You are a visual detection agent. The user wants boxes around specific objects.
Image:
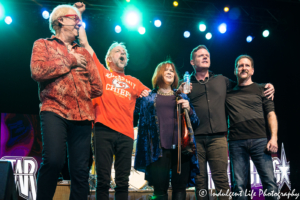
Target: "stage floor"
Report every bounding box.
[53,181,216,200]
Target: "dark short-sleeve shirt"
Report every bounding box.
[226,82,275,141]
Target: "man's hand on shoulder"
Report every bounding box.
[264,83,275,100]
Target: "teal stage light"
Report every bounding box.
[206,32,212,40]
[138,26,146,34]
[5,16,12,25]
[125,11,140,27]
[263,30,270,37]
[0,3,4,20]
[115,25,122,33]
[154,19,161,27]
[199,24,206,32]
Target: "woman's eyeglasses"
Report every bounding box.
[62,14,81,24]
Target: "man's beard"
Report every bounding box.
[238,71,250,80]
[116,61,126,68]
[113,58,126,69]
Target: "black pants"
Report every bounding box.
[94,123,133,200]
[36,111,91,200]
[147,148,191,196]
[194,134,230,200]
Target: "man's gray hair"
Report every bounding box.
[105,42,129,69]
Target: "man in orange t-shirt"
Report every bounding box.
[75,3,150,200]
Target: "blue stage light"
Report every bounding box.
[184,31,190,38]
[218,23,227,34]
[82,21,86,28]
[42,10,49,19]
[246,36,253,43]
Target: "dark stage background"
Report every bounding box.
[0,0,299,195]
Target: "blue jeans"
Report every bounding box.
[228,138,278,200]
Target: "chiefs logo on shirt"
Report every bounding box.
[112,79,130,89]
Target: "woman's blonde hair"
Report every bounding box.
[49,5,80,34]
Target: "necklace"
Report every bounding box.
[157,89,174,96]
[195,75,209,84]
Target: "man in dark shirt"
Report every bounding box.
[187,45,275,200]
[226,55,278,200]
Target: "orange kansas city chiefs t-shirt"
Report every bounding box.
[92,52,149,139]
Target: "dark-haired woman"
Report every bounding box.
[134,61,200,200]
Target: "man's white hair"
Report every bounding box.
[105,42,129,69]
[49,5,80,34]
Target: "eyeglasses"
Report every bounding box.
[62,14,81,23]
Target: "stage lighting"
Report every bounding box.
[126,0,130,2]
[199,23,206,32]
[173,1,178,7]
[82,22,86,29]
[184,31,190,38]
[125,11,140,27]
[42,10,49,19]
[263,30,270,37]
[115,25,122,33]
[154,20,161,27]
[0,3,5,20]
[246,36,253,43]
[138,27,146,35]
[205,32,212,40]
[218,23,227,34]
[224,7,229,12]
[5,16,12,25]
